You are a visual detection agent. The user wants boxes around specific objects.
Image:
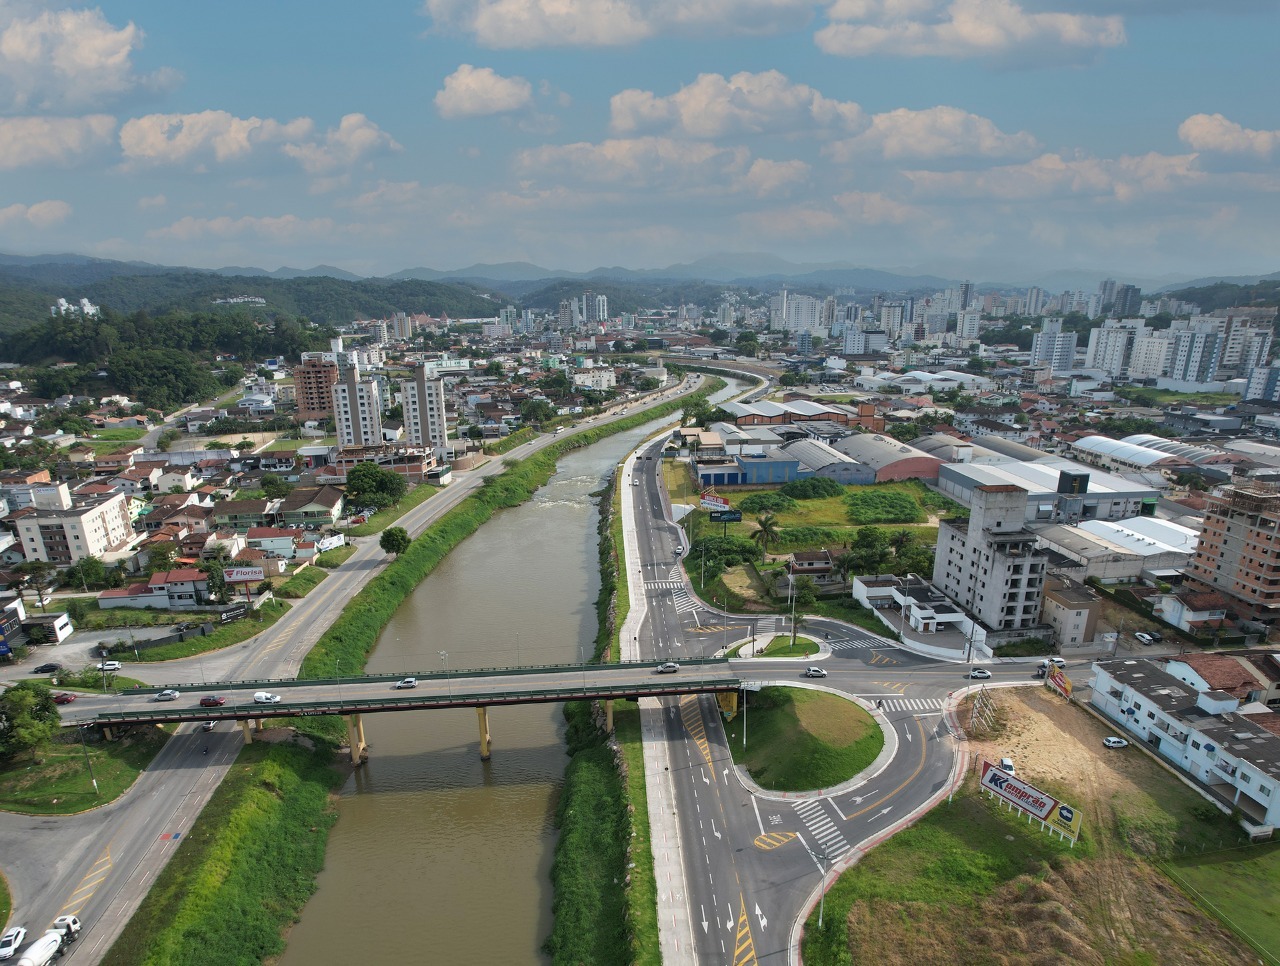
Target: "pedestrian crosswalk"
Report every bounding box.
[671,588,700,615]
[792,798,849,858]
[877,697,943,713]
[826,636,889,651]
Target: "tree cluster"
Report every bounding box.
[345,463,408,511]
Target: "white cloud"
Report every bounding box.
[903,151,1202,201]
[119,111,398,173]
[610,70,864,137]
[1178,113,1278,156]
[137,193,165,209]
[0,114,114,169]
[435,64,533,118]
[120,111,312,165]
[824,106,1038,161]
[0,5,178,110]
[281,114,401,173]
[147,213,336,242]
[832,189,917,223]
[740,158,809,196]
[423,0,811,48]
[518,136,751,190]
[816,0,1125,63]
[0,198,72,228]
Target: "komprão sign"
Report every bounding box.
[980,759,1082,845]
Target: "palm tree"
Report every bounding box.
[890,529,914,553]
[752,513,780,560]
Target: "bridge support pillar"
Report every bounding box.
[345,714,369,765]
[102,726,114,741]
[605,699,614,732]
[240,720,254,744]
[477,707,492,761]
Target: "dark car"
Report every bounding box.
[53,692,77,705]
[199,695,226,707]
[33,662,62,674]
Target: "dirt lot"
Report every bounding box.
[931,686,1260,965]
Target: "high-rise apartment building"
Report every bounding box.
[1220,317,1274,371]
[1098,278,1118,310]
[958,280,972,312]
[957,311,982,340]
[333,367,384,449]
[594,294,609,323]
[1167,319,1224,382]
[1185,481,1280,623]
[932,484,1049,632]
[1127,331,1174,380]
[1024,286,1047,317]
[1245,365,1280,402]
[1112,284,1142,319]
[1030,318,1077,372]
[294,356,340,423]
[401,365,449,458]
[1085,319,1145,378]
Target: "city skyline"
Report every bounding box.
[0,1,1277,280]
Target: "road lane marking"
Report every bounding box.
[835,717,929,821]
[679,695,715,778]
[733,894,759,966]
[59,846,113,915]
[752,831,797,851]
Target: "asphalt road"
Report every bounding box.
[622,438,1053,964]
[0,385,696,964]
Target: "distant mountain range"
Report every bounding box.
[1,250,1277,298]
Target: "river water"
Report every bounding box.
[279,380,744,965]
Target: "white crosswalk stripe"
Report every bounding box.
[881,697,943,713]
[827,637,885,651]
[645,579,685,590]
[671,589,700,614]
[793,799,849,857]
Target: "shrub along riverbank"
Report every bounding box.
[97,376,722,966]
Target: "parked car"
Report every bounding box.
[1148,631,1163,643]
[96,661,122,672]
[999,757,1016,776]
[53,692,76,705]
[655,662,680,674]
[199,695,226,707]
[155,689,180,702]
[32,662,62,674]
[803,666,827,678]
[0,925,26,960]
[1103,736,1130,749]
[394,677,417,689]
[968,667,992,679]
[1135,632,1156,646]
[253,691,282,704]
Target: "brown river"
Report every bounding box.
[279,380,744,965]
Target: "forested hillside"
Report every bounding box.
[0,272,500,331]
[1165,279,1280,314]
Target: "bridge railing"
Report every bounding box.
[91,675,743,723]
[114,657,735,695]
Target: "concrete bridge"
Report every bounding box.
[75,659,741,764]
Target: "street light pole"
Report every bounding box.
[439,650,451,697]
[817,851,829,929]
[78,725,99,796]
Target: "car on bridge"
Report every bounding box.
[394,678,417,689]
[803,667,827,678]
[155,690,180,702]
[53,692,76,705]
[253,691,282,704]
[200,695,226,707]
[655,662,680,674]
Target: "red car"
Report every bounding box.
[53,692,77,705]
[199,695,226,707]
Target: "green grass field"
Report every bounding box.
[0,725,169,815]
[111,600,290,662]
[757,635,819,657]
[313,544,357,568]
[344,483,440,536]
[725,686,882,791]
[276,567,327,599]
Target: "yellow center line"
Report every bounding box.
[841,716,930,821]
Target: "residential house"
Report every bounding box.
[1156,590,1232,635]
[278,486,344,529]
[98,567,210,611]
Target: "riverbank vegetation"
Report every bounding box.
[100,738,343,966]
[725,687,882,792]
[102,600,290,663]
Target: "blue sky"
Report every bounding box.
[0,0,1277,282]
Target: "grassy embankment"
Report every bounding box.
[313,544,357,568]
[343,481,441,537]
[0,726,169,815]
[103,599,291,663]
[276,567,327,599]
[725,687,882,792]
[100,740,343,966]
[801,691,1280,965]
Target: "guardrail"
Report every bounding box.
[117,658,734,694]
[90,676,744,724]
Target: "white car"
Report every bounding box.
[1135,632,1156,646]
[96,661,123,672]
[999,757,1016,776]
[655,662,680,674]
[1103,736,1130,749]
[968,667,992,679]
[0,926,26,960]
[804,666,827,678]
[394,678,417,689]
[154,689,180,702]
[253,691,282,704]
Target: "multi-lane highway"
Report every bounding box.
[621,436,1049,964]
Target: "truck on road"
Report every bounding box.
[16,916,79,966]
